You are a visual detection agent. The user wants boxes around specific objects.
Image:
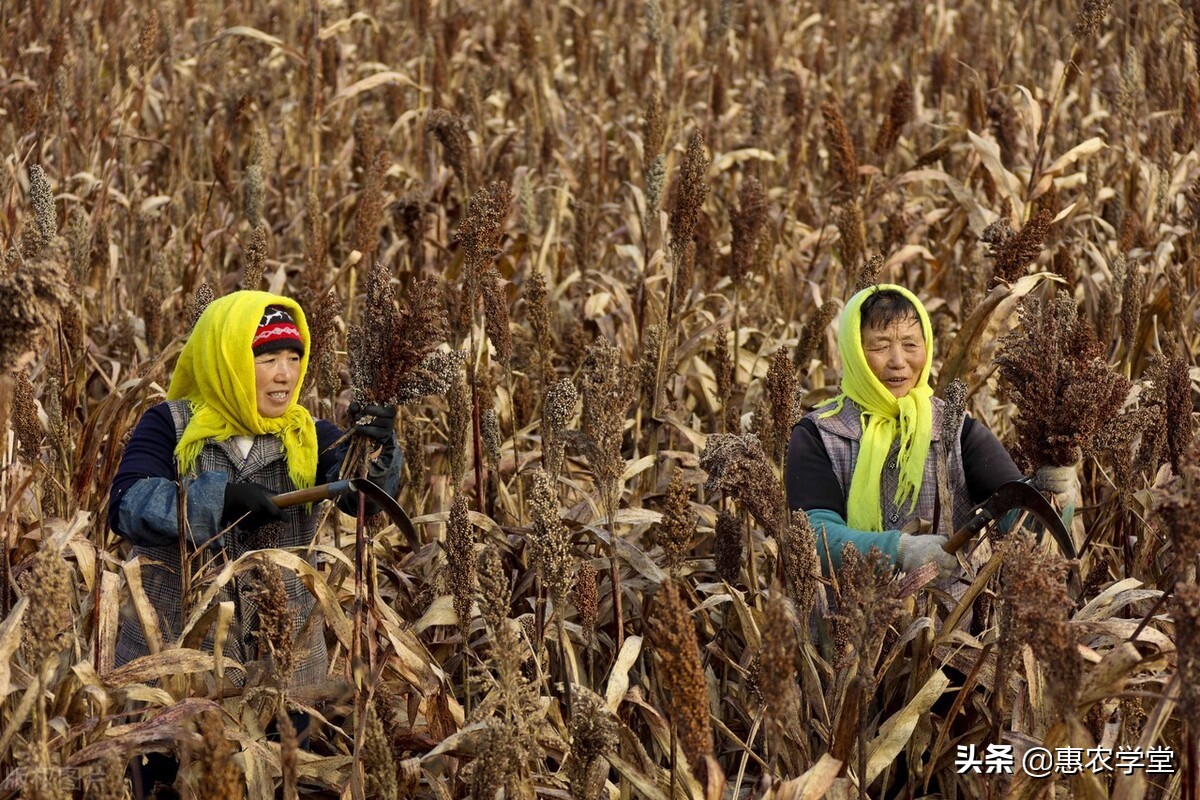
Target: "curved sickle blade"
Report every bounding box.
[348,479,420,550]
[272,479,420,550]
[943,479,1075,559]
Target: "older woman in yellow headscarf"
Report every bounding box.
[786,285,1051,576]
[108,290,401,794]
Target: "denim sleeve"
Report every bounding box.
[807,508,902,575]
[116,471,228,548]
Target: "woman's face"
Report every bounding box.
[862,316,927,398]
[254,350,302,417]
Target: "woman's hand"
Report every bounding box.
[898,533,959,577]
[347,401,398,443]
[222,482,284,530]
[1034,465,1080,511]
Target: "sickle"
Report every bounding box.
[942,478,1076,559]
[272,479,419,550]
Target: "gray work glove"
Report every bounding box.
[898,533,959,578]
[1034,465,1080,511]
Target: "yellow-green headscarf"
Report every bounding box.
[820,284,934,532]
[167,290,318,491]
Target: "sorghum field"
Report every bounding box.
[1,0,1198,797]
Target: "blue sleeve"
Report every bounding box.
[117,472,228,548]
[109,403,227,547]
[109,403,179,534]
[807,508,902,574]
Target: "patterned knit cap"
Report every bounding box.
[252,306,304,356]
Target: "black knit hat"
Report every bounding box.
[252,306,304,356]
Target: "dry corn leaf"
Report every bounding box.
[328,71,426,107]
[605,635,643,712]
[608,753,670,800]
[765,753,843,800]
[1078,641,1142,706]
[122,557,163,655]
[588,527,665,583]
[967,130,1023,217]
[318,11,377,39]
[103,648,241,686]
[1075,578,1159,620]
[67,697,218,766]
[0,598,28,700]
[864,669,950,783]
[97,571,121,674]
[899,169,998,236]
[211,26,302,61]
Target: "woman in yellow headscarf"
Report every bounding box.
[108,291,402,791]
[786,285,1027,576]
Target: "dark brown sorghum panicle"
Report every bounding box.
[714,510,744,584]
[244,563,294,689]
[669,131,709,267]
[302,191,327,284]
[833,547,902,692]
[363,703,398,800]
[193,711,244,800]
[12,370,42,464]
[27,165,55,259]
[1074,0,1115,38]
[713,325,734,406]
[996,293,1130,468]
[477,547,511,636]
[998,538,1081,716]
[874,78,913,155]
[644,87,666,161]
[700,433,786,539]
[425,108,473,189]
[524,267,552,382]
[447,493,477,642]
[541,377,577,480]
[446,369,470,486]
[1120,261,1143,349]
[985,208,1053,284]
[658,466,694,575]
[795,299,836,371]
[481,267,512,367]
[758,584,800,735]
[17,545,72,663]
[987,90,1020,166]
[0,258,70,373]
[764,347,798,463]
[854,253,884,295]
[527,468,575,607]
[782,510,820,622]
[574,561,598,646]
[651,580,714,770]
[835,201,864,273]
[351,150,389,259]
[729,177,768,287]
[577,339,633,520]
[1171,582,1200,723]
[821,99,859,194]
[242,222,267,291]
[1143,353,1194,475]
[567,687,619,799]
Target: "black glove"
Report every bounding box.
[222,482,283,530]
[347,401,398,443]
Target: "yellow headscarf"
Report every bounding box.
[167,290,318,491]
[821,284,934,532]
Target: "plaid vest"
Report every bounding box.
[114,400,328,688]
[806,396,975,534]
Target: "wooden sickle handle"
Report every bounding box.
[272,479,353,509]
